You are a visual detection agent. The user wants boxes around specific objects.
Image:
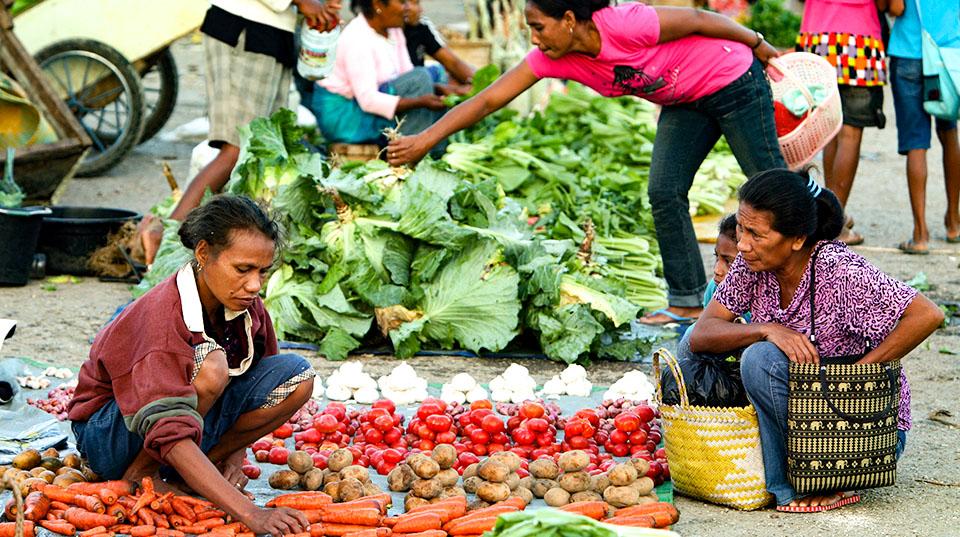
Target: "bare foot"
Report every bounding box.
[638,306,702,325]
[945,214,960,242]
[838,227,864,246]
[778,491,861,512]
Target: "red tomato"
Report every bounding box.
[492,432,510,445]
[488,443,506,453]
[384,427,402,445]
[268,446,289,465]
[470,409,494,427]
[416,424,435,440]
[519,401,545,420]
[241,464,261,479]
[436,431,457,444]
[418,439,436,451]
[512,428,535,446]
[610,429,629,445]
[481,414,505,434]
[311,452,328,469]
[564,418,586,438]
[655,448,667,460]
[314,414,338,434]
[458,452,480,466]
[574,409,600,428]
[614,413,641,433]
[647,460,662,479]
[425,414,453,433]
[372,399,396,415]
[470,400,493,410]
[254,450,270,463]
[374,414,395,432]
[272,423,294,439]
[634,404,655,424]
[526,418,549,433]
[511,447,531,460]
[629,430,648,446]
[506,416,523,431]
[609,443,629,457]
[535,432,555,447]
[469,429,490,445]
[251,439,272,452]
[567,435,589,450]
[417,402,444,420]
[471,443,488,456]
[325,403,346,422]
[364,428,383,444]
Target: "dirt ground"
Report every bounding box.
[3,3,960,535]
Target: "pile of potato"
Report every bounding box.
[387,445,464,511]
[0,448,97,496]
[530,451,657,510]
[269,449,384,503]
[462,452,532,510]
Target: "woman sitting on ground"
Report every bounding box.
[688,168,943,512]
[312,0,448,151]
[68,196,314,537]
[404,0,476,92]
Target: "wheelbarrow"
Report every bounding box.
[12,0,206,176]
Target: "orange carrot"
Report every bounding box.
[558,501,608,520]
[391,512,442,534]
[23,491,51,522]
[0,521,35,537]
[144,509,170,529]
[197,518,225,529]
[65,508,122,531]
[85,532,115,537]
[132,492,157,516]
[298,510,324,524]
[130,525,158,536]
[110,525,134,534]
[308,525,391,537]
[391,531,447,537]
[341,531,390,537]
[172,525,206,535]
[197,510,226,521]
[355,494,392,511]
[267,493,333,510]
[99,488,118,506]
[176,497,214,509]
[152,493,174,512]
[73,494,106,514]
[170,515,193,528]
[41,484,78,504]
[157,529,186,537]
[407,496,466,516]
[612,503,679,523]
[441,507,517,532]
[318,508,381,527]
[49,501,71,511]
[107,504,128,521]
[445,515,500,536]
[47,511,64,521]
[603,516,656,528]
[219,523,248,533]
[282,533,310,537]
[39,520,77,536]
[170,498,198,522]
[79,526,109,537]
[235,533,254,537]
[207,528,235,537]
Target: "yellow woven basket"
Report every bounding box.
[654,348,773,510]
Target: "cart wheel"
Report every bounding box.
[138,48,179,144]
[34,39,145,177]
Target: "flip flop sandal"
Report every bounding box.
[639,308,697,326]
[946,235,960,244]
[841,229,864,246]
[845,215,855,229]
[776,494,861,513]
[898,240,930,255]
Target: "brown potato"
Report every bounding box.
[608,463,638,486]
[268,470,301,490]
[301,468,325,491]
[440,485,467,499]
[56,467,79,477]
[636,494,659,505]
[630,477,655,497]
[558,471,591,493]
[61,454,82,470]
[409,456,440,480]
[488,451,521,473]
[467,499,490,511]
[28,467,46,478]
[558,451,590,473]
[323,481,341,501]
[571,491,603,503]
[603,485,640,508]
[476,481,511,503]
[338,477,364,502]
[323,470,341,487]
[39,457,63,472]
[37,470,56,484]
[462,463,479,479]
[41,448,60,459]
[431,444,457,470]
[339,465,370,483]
[629,458,650,478]
[80,466,98,482]
[528,459,560,480]
[411,478,442,500]
[22,477,47,494]
[504,472,520,491]
[387,464,417,492]
[362,482,382,498]
[591,474,610,493]
[12,449,41,470]
[327,449,354,473]
[462,476,483,494]
[436,468,460,488]
[531,478,557,498]
[543,487,571,507]
[510,487,533,506]
[518,476,533,490]
[477,460,509,483]
[405,494,431,511]
[287,451,314,474]
[52,473,83,488]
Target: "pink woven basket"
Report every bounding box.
[766,53,843,170]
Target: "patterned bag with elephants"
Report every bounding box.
[786,245,900,494]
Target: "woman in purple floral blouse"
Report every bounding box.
[689,168,943,512]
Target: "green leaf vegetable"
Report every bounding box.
[485,509,679,537]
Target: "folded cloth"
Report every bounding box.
[781,84,829,117]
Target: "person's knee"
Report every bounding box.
[647,178,683,209]
[194,350,229,404]
[740,341,782,388]
[406,67,435,95]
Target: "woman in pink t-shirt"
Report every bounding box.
[388,0,786,325]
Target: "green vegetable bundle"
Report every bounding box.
[484,509,679,537]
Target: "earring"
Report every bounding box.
[569,27,574,34]
[376,7,382,13]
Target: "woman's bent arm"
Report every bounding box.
[860,294,944,364]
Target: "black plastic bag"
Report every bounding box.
[660,353,749,408]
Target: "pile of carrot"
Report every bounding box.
[561,501,679,530]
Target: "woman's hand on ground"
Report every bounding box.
[243,507,309,537]
[418,94,448,111]
[218,450,248,491]
[762,323,819,364]
[387,135,431,166]
[753,41,781,66]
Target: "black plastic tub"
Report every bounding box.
[0,206,51,286]
[37,206,141,276]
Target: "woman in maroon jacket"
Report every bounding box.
[69,196,314,537]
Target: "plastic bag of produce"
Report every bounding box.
[659,352,748,408]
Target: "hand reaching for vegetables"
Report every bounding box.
[243,506,309,537]
[387,134,432,166]
[218,450,249,491]
[762,323,819,364]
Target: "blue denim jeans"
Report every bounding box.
[649,59,786,308]
[890,57,958,155]
[739,342,907,505]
